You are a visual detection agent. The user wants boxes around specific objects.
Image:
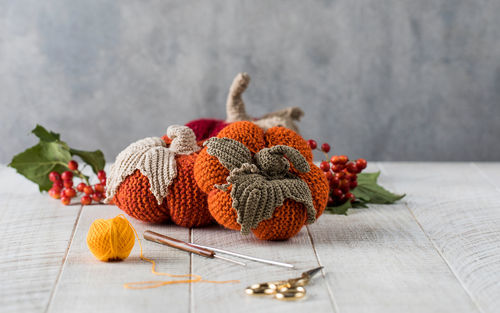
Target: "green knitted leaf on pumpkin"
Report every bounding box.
[205,137,316,234]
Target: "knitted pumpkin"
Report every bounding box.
[193,121,329,240]
[105,125,213,227]
[186,73,304,141]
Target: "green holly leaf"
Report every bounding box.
[352,171,405,204]
[10,124,106,191]
[69,148,105,174]
[325,200,352,215]
[351,201,369,209]
[357,171,380,184]
[32,124,60,142]
[9,141,72,191]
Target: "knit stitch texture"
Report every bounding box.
[194,121,329,240]
[205,138,315,234]
[107,125,212,227]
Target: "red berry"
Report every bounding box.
[320,161,330,172]
[99,178,107,185]
[356,158,367,170]
[63,180,73,188]
[327,197,335,206]
[49,188,61,199]
[340,184,350,193]
[346,192,355,202]
[97,170,107,180]
[332,188,343,197]
[49,171,61,182]
[321,143,331,153]
[83,186,94,195]
[349,181,358,189]
[53,181,64,189]
[63,188,76,198]
[334,172,345,179]
[68,160,78,171]
[330,156,340,164]
[331,164,344,172]
[346,162,359,173]
[330,176,340,188]
[338,155,349,164]
[92,192,103,202]
[51,183,62,192]
[81,195,92,205]
[94,183,105,193]
[76,183,86,192]
[307,139,317,150]
[61,171,73,181]
[324,171,334,181]
[61,196,71,205]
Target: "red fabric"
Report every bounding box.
[185,119,229,141]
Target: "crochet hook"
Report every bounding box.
[189,243,294,268]
[143,231,246,266]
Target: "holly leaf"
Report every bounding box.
[9,141,72,191]
[325,200,352,215]
[69,148,105,174]
[32,124,60,142]
[352,201,369,208]
[352,171,405,204]
[357,171,380,184]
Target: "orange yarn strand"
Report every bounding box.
[120,215,239,289]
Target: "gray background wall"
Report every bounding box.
[1,0,499,163]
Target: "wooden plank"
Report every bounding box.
[474,162,500,190]
[47,205,191,313]
[190,225,335,313]
[307,163,479,313]
[380,162,500,313]
[0,165,82,313]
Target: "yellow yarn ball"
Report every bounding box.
[87,216,135,262]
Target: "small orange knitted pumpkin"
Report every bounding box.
[105,125,213,228]
[194,121,329,240]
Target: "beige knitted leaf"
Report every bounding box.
[104,137,177,205]
[105,126,200,205]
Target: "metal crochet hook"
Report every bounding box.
[245,266,323,300]
[189,243,294,268]
[144,231,246,266]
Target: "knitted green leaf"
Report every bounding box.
[205,137,316,234]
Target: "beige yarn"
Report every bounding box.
[205,137,316,234]
[225,72,304,134]
[105,125,200,205]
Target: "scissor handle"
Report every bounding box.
[245,281,288,295]
[275,286,306,300]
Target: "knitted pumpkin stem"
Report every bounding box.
[255,145,310,177]
[167,125,200,155]
[226,73,251,122]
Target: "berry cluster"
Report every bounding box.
[307,140,367,207]
[48,160,107,206]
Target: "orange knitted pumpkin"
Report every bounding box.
[194,121,329,240]
[105,125,213,228]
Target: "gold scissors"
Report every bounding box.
[245,266,323,300]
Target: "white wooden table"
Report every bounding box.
[1,162,499,313]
